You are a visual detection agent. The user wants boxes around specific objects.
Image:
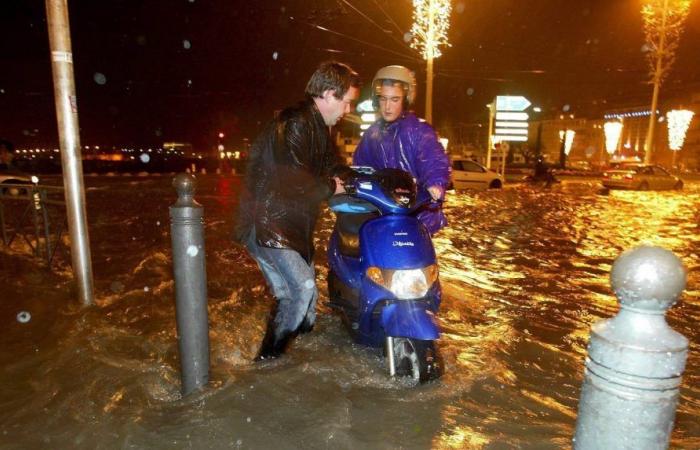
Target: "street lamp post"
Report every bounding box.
[641,0,693,164]
[410,0,451,124]
[45,0,94,306]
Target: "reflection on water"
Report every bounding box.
[0,177,698,448]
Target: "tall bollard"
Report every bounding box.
[574,245,689,449]
[170,173,210,396]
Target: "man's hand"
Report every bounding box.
[427,185,443,201]
[333,176,346,195]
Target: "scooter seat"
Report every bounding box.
[336,212,378,257]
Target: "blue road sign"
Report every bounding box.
[496,96,531,112]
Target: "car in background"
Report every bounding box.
[601,164,683,191]
[0,173,33,196]
[450,158,503,190]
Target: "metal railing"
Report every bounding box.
[0,182,67,267]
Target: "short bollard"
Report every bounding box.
[573,246,689,449]
[170,173,210,396]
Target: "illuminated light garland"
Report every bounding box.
[410,0,452,60]
[666,109,694,150]
[604,110,659,120]
[559,130,576,155]
[604,121,623,154]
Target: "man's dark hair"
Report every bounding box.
[0,139,14,153]
[305,61,360,100]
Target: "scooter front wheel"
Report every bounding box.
[389,337,441,385]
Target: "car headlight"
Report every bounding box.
[366,264,438,299]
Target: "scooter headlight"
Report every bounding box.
[365,264,438,299]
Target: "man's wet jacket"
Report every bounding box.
[236,98,344,263]
[352,112,450,234]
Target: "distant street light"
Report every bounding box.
[604,121,623,157]
[410,0,451,124]
[666,109,695,167]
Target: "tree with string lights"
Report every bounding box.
[641,0,693,164]
[409,0,451,124]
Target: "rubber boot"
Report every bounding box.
[296,291,317,335]
[297,316,314,335]
[254,305,293,361]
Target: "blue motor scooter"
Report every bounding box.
[327,167,442,384]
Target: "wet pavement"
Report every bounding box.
[0,174,698,449]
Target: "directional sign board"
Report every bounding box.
[492,95,531,142]
[495,95,531,112]
[495,112,529,121]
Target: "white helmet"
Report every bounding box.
[372,65,416,105]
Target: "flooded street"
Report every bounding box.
[1,175,699,449]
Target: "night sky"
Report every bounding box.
[2,0,700,151]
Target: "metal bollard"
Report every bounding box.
[573,245,689,449]
[170,173,210,396]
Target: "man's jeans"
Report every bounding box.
[245,231,318,338]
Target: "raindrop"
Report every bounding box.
[246,417,251,423]
[272,51,279,60]
[144,286,150,292]
[188,0,195,2]
[641,44,650,52]
[403,32,412,43]
[17,311,31,323]
[187,79,193,87]
[183,39,191,50]
[93,72,107,85]
[467,87,474,96]
[156,221,161,226]
[187,245,199,257]
[0,88,4,94]
[140,153,150,163]
[456,2,466,13]
[562,104,571,112]
[155,128,163,137]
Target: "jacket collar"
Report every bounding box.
[304,96,328,131]
[379,111,410,130]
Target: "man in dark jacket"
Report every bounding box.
[236,61,360,360]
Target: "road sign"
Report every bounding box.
[495,111,529,121]
[494,128,527,135]
[496,95,531,112]
[495,121,529,128]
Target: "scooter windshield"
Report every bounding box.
[375,168,416,208]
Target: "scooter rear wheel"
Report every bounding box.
[391,338,441,385]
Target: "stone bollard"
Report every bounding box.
[170,173,210,396]
[573,245,689,449]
